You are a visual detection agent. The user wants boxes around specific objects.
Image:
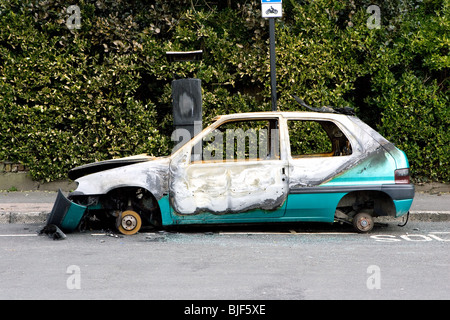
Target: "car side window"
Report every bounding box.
[288,120,352,158]
[192,119,280,163]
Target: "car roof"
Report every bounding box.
[213,111,354,121]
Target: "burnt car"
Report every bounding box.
[47,111,414,234]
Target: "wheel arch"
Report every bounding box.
[105,186,163,227]
[336,190,396,217]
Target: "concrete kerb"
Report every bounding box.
[0,211,49,224]
[377,211,450,223]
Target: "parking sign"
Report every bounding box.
[261,0,282,18]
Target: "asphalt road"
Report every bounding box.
[0,221,448,301]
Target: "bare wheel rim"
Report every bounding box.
[117,210,142,235]
[353,212,374,233]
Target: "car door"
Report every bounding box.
[285,117,358,221]
[287,118,357,187]
[169,117,289,219]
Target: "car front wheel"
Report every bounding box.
[117,210,142,235]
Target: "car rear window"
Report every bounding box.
[288,119,352,158]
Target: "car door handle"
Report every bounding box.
[281,167,287,181]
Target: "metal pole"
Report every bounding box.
[269,17,277,111]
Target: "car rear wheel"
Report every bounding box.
[352,211,374,233]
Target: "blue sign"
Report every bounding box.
[261,0,282,3]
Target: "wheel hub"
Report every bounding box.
[122,215,137,231]
[352,212,374,233]
[360,219,369,227]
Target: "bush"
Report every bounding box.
[0,0,448,182]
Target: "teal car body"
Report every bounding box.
[47,111,414,234]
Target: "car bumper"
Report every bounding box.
[381,183,415,201]
[381,184,415,218]
[46,189,87,232]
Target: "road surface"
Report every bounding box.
[0,221,448,301]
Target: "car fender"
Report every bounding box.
[72,158,170,200]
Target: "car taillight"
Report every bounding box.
[395,168,410,184]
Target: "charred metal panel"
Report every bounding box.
[74,157,170,200]
[68,154,155,180]
[168,137,289,215]
[288,156,353,188]
[323,146,397,186]
[170,161,288,215]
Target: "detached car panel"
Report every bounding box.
[47,189,87,232]
[46,111,415,234]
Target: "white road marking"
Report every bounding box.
[0,234,38,237]
[218,232,356,235]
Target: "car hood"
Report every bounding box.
[68,154,163,180]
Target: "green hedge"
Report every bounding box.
[0,0,448,182]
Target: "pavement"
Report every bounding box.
[0,183,449,224]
